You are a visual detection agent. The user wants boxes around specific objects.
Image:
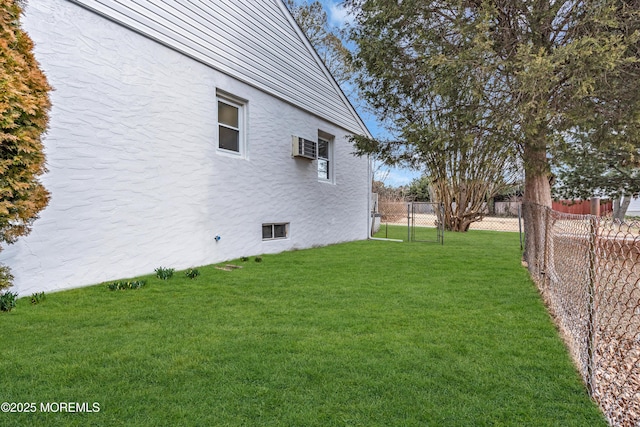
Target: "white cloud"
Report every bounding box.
[327,2,353,26]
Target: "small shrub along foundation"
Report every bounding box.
[0,291,17,312]
[184,268,200,279]
[30,292,46,305]
[154,267,174,280]
[107,280,146,291]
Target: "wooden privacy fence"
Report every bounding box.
[552,199,614,216]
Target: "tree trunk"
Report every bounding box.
[620,195,632,219]
[522,142,552,275]
[613,194,632,221]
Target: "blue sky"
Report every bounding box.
[317,0,422,187]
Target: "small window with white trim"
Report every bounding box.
[318,131,334,182]
[217,92,246,156]
[262,223,289,240]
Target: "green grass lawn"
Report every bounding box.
[1,228,606,426]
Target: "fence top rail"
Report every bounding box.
[526,202,640,234]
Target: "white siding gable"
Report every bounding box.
[67,0,370,136]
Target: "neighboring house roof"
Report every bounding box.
[66,0,371,137]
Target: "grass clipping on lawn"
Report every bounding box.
[0,229,606,426]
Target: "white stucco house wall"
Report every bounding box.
[0,0,372,296]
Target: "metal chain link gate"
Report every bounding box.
[408,202,444,244]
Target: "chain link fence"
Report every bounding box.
[410,202,444,243]
[372,199,411,239]
[372,199,444,242]
[372,196,522,235]
[523,203,640,427]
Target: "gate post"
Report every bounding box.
[586,215,598,396]
[440,203,445,245]
[407,202,411,242]
[590,197,600,217]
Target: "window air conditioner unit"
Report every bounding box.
[292,136,317,160]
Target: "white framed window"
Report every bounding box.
[318,131,334,182]
[262,223,289,240]
[217,93,246,156]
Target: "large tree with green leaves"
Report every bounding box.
[345,0,639,258]
[0,0,51,291]
[285,0,353,86]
